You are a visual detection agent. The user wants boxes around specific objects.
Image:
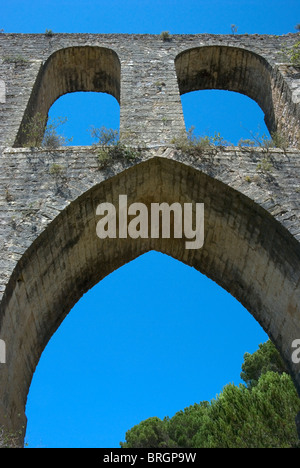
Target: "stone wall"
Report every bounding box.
[0,33,300,147]
[0,33,299,443]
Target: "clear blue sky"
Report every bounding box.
[1,0,298,449]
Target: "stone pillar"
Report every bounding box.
[120,39,185,146]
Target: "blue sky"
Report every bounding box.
[1,0,299,449]
[1,0,299,35]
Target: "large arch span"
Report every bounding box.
[0,156,299,442]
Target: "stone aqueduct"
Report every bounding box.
[0,32,300,443]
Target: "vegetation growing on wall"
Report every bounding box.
[171,126,289,154]
[90,126,142,168]
[21,113,72,148]
[281,41,300,66]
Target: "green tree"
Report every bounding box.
[167,402,210,448]
[120,341,300,448]
[193,372,300,448]
[240,340,288,388]
[120,417,173,448]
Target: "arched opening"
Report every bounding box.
[180,90,271,145]
[0,157,299,444]
[175,45,300,146]
[14,46,121,147]
[47,91,120,146]
[25,250,268,448]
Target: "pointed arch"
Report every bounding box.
[0,157,299,440]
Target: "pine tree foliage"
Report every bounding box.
[120,340,300,448]
[240,339,288,388]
